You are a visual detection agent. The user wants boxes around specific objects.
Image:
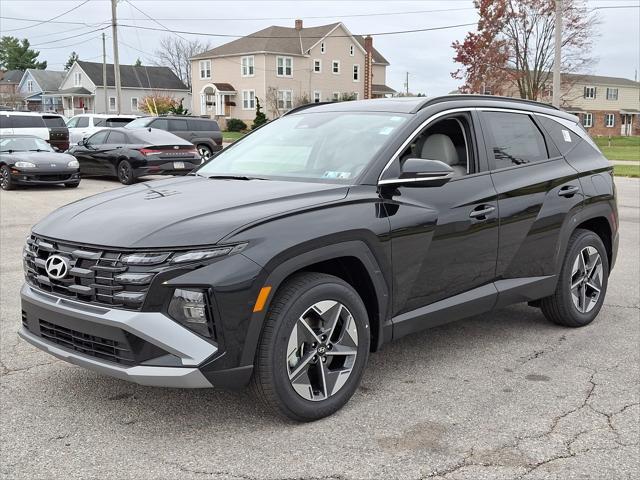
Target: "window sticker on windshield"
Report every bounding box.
[379,126,395,135]
[562,129,572,142]
[323,171,351,179]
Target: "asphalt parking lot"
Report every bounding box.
[1,176,638,480]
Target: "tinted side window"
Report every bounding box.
[42,116,66,128]
[483,112,548,168]
[537,116,581,155]
[76,117,90,128]
[87,130,109,145]
[151,118,169,130]
[0,115,12,129]
[106,131,127,144]
[169,119,188,131]
[11,115,46,128]
[188,119,218,131]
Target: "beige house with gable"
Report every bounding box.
[190,20,395,123]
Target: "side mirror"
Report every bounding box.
[379,158,454,187]
[52,146,61,152]
[78,139,85,146]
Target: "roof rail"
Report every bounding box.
[414,94,560,113]
[282,101,333,116]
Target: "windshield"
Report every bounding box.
[0,137,53,152]
[197,111,409,183]
[94,117,135,127]
[125,117,153,129]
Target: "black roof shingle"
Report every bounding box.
[76,61,188,90]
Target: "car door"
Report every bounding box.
[381,110,500,337]
[168,118,190,142]
[68,116,90,144]
[99,130,128,175]
[479,109,584,306]
[78,130,110,175]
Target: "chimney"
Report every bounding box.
[295,19,303,31]
[364,36,373,99]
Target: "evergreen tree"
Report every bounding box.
[0,36,47,70]
[65,51,79,71]
[252,97,268,130]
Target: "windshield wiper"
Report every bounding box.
[28,149,47,152]
[206,175,267,181]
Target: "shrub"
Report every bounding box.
[252,97,267,130]
[226,118,247,132]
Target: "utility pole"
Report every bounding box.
[111,0,122,114]
[552,0,562,108]
[405,72,409,96]
[102,32,108,114]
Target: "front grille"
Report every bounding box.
[23,235,160,310]
[39,319,135,365]
[33,174,72,181]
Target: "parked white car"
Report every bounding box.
[66,114,137,144]
[0,112,50,141]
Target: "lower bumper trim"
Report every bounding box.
[19,327,213,388]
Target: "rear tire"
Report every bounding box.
[117,160,135,185]
[541,229,609,327]
[1,165,15,190]
[251,272,370,422]
[197,144,213,162]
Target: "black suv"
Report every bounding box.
[125,116,223,160]
[19,96,618,421]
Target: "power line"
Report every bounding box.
[0,16,107,27]
[118,22,478,39]
[0,0,92,32]
[36,35,105,50]
[31,26,110,47]
[124,0,190,42]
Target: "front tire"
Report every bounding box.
[251,272,370,421]
[117,160,135,185]
[1,165,15,190]
[541,229,609,327]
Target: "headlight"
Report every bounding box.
[14,161,36,168]
[121,252,170,265]
[170,244,246,264]
[168,288,214,338]
[67,160,79,168]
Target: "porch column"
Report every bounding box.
[215,92,222,116]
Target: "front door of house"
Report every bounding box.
[620,114,633,136]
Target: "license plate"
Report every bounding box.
[173,161,185,169]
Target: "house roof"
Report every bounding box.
[76,61,188,90]
[57,87,93,96]
[213,83,236,92]
[372,84,397,94]
[26,69,65,92]
[561,73,639,88]
[0,70,24,84]
[192,22,389,65]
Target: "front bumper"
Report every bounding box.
[19,284,217,388]
[11,169,79,185]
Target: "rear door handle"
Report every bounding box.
[469,205,496,219]
[558,185,580,197]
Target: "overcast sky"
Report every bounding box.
[1,0,638,95]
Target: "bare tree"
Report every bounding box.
[265,86,281,118]
[153,36,211,89]
[452,0,598,100]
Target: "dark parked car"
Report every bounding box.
[19,96,617,422]
[41,113,69,152]
[125,116,223,160]
[0,135,80,190]
[67,127,201,184]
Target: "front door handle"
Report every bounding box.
[469,205,495,219]
[558,185,580,197]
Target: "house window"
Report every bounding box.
[320,42,325,54]
[242,90,255,110]
[606,88,618,100]
[74,72,82,87]
[276,56,293,77]
[241,56,254,77]
[582,112,593,128]
[277,90,293,110]
[353,64,360,82]
[313,91,321,103]
[583,86,596,99]
[313,59,321,73]
[332,60,340,74]
[605,113,615,127]
[349,45,354,56]
[199,60,211,80]
[108,96,116,111]
[131,97,139,111]
[332,92,340,101]
[26,80,34,92]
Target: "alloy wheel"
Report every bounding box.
[118,162,131,183]
[0,168,8,189]
[570,246,603,313]
[198,146,212,161]
[286,300,359,401]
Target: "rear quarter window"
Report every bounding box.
[95,118,134,127]
[10,115,46,128]
[537,116,583,155]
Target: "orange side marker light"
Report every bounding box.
[253,286,272,313]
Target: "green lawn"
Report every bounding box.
[594,136,640,162]
[222,131,246,142]
[613,163,640,178]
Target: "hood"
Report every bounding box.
[33,176,349,248]
[3,151,76,165]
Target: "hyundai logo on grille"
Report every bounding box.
[45,254,69,280]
